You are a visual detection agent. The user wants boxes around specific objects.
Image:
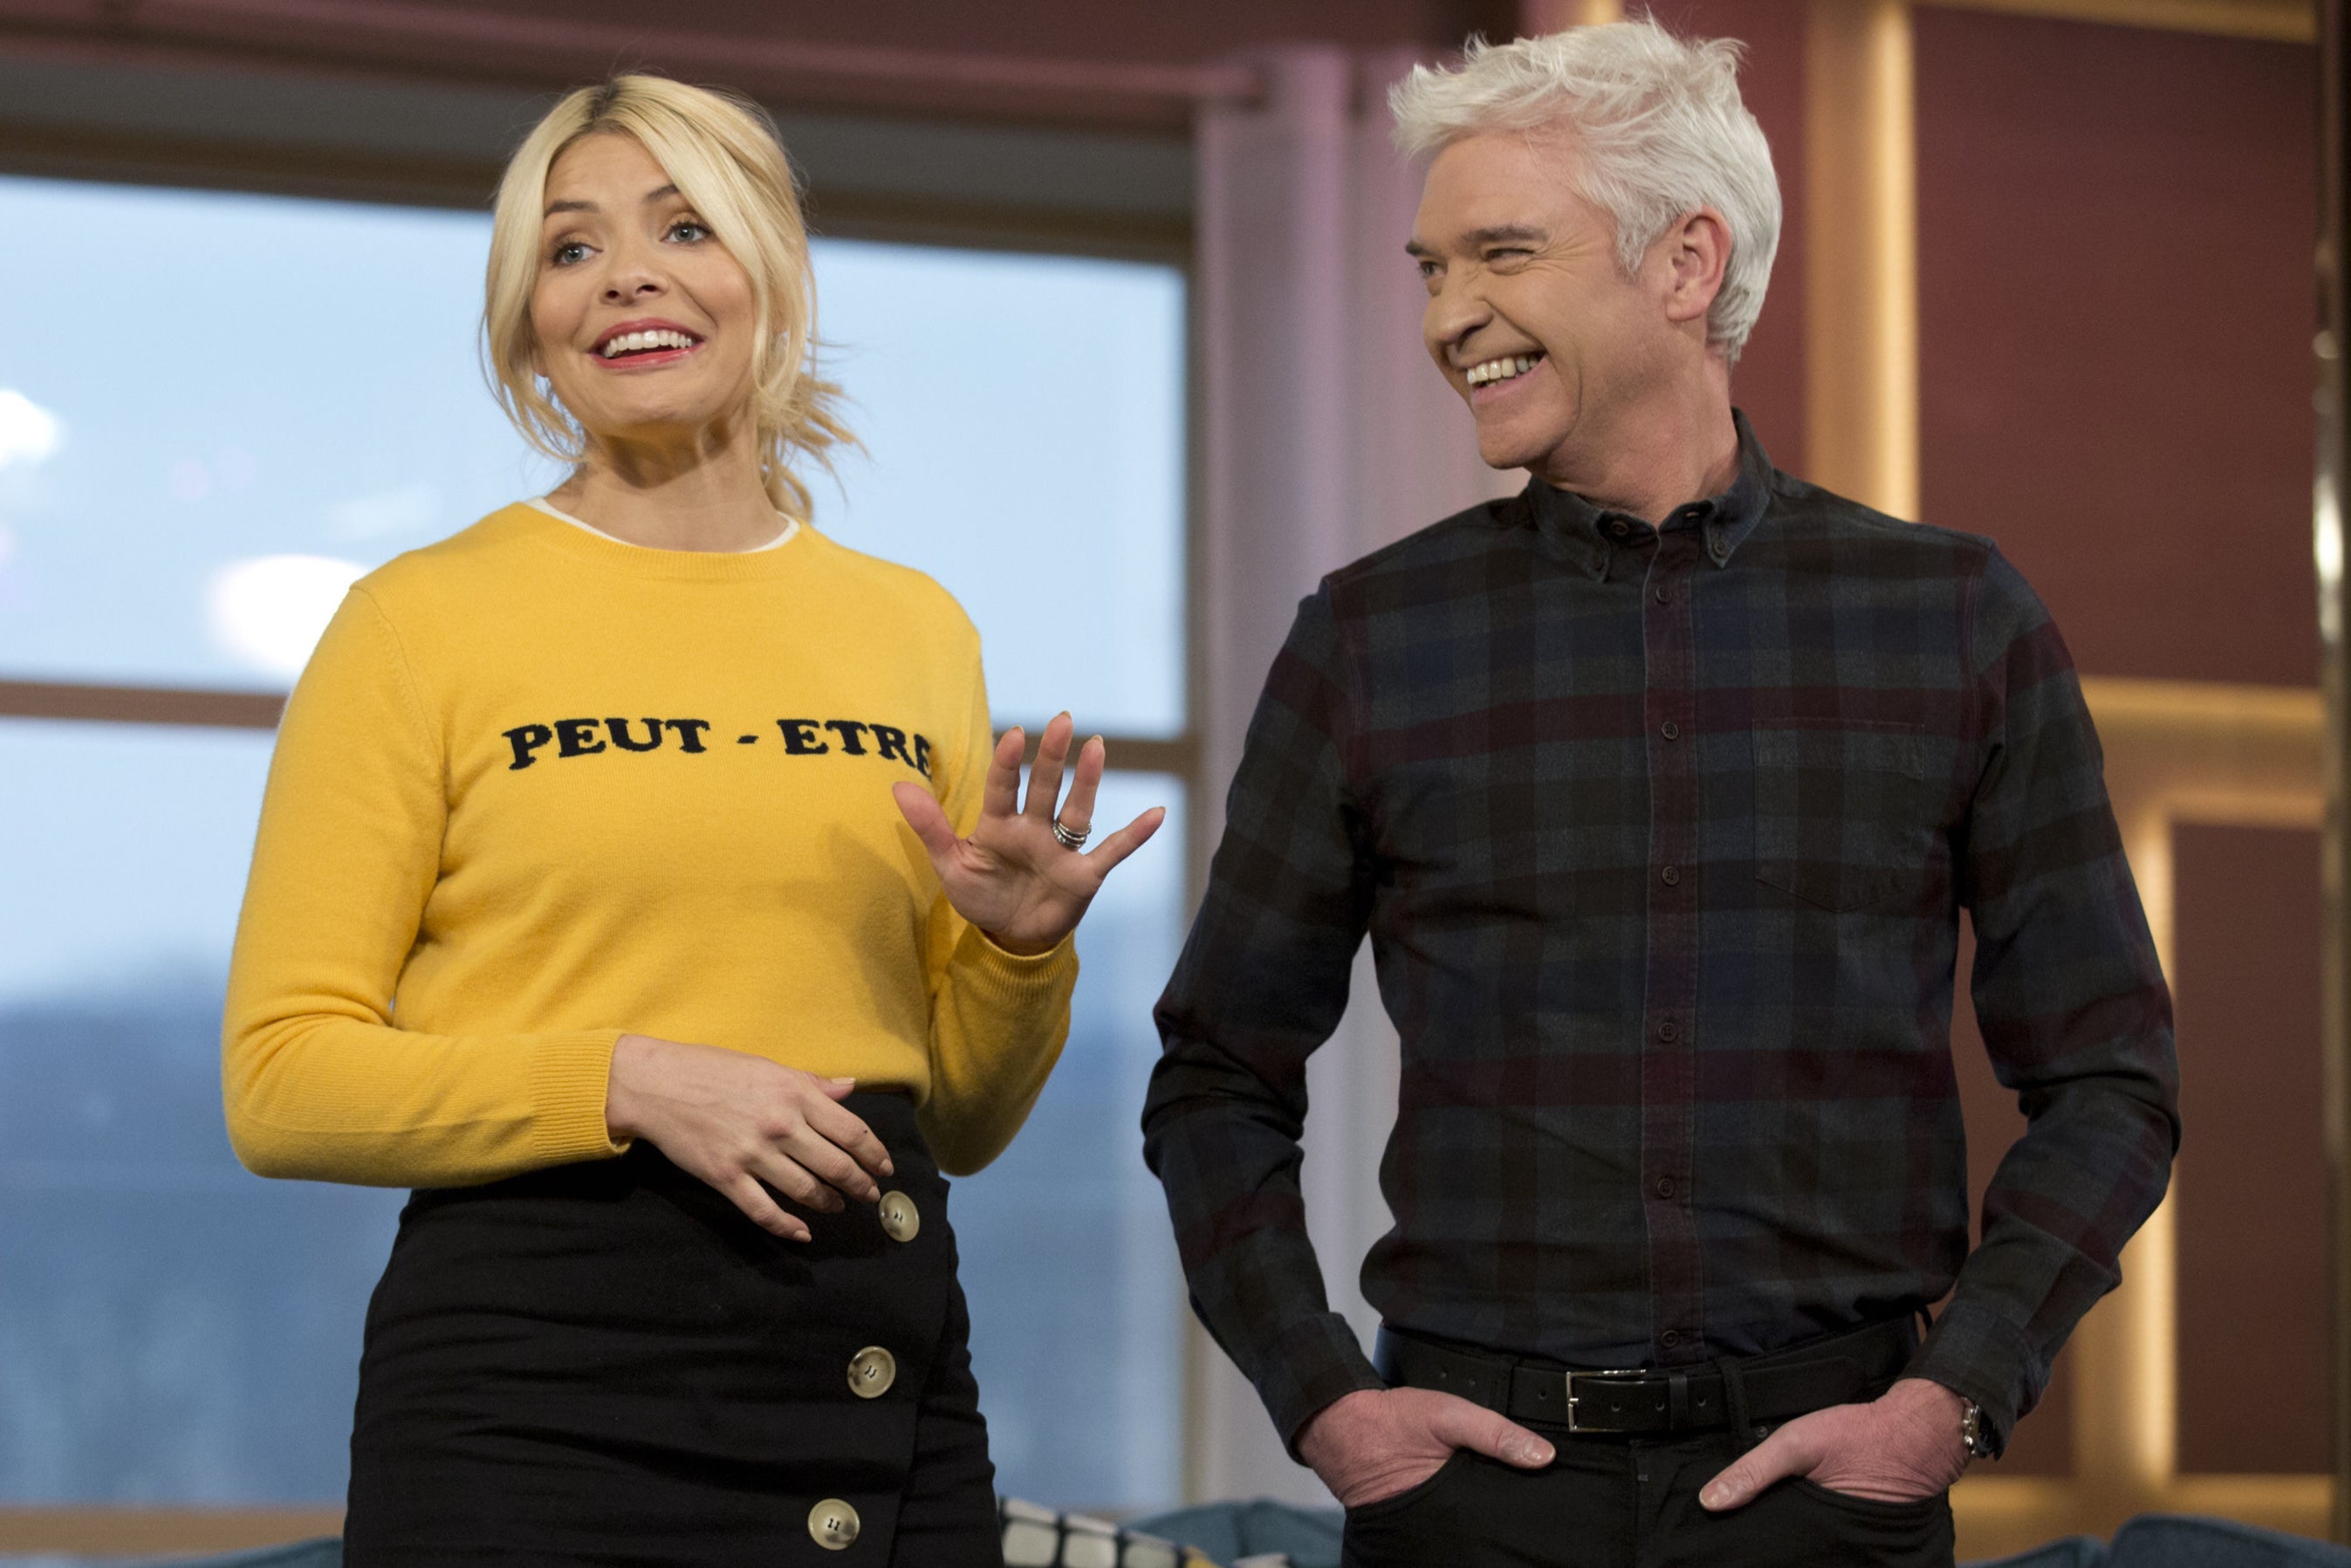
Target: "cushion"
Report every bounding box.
[167,1543,342,1568]
[2110,1514,2351,1567]
[1000,1496,1205,1566]
[1965,1537,2108,1567]
[1128,1499,1344,1568]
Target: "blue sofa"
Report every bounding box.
[1118,1502,2351,1568]
[167,1546,340,1568]
[151,1507,2351,1567]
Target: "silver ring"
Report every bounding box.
[1051,818,1090,850]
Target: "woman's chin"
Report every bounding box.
[578,405,742,450]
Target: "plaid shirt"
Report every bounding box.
[1141,417,2178,1455]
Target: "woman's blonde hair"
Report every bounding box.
[483,74,852,520]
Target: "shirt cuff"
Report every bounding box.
[529,1028,632,1165]
[1907,1298,2038,1456]
[1260,1311,1387,1459]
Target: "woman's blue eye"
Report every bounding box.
[552,241,589,266]
[668,220,710,243]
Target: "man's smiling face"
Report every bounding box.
[1409,129,1677,483]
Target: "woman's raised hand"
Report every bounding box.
[890,713,1165,955]
[604,1032,896,1243]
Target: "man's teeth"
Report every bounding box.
[1465,354,1540,387]
[600,329,698,359]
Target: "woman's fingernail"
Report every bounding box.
[832,1076,856,1085]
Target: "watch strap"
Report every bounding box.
[1960,1397,1993,1460]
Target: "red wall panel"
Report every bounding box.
[2173,823,2329,1474]
[1915,10,2316,687]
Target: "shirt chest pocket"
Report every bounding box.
[1752,720,1931,913]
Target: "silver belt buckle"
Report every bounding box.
[1563,1367,1645,1433]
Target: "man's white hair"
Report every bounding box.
[1390,20,1782,362]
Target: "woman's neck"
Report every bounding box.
[548,430,786,552]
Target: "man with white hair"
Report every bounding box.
[1141,20,2177,1566]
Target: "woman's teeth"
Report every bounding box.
[1466,353,1541,387]
[600,329,698,359]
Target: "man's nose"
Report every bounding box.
[1425,277,1491,359]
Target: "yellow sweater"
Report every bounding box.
[223,502,1076,1186]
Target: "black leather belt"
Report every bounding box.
[1372,1318,1916,1435]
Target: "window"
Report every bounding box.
[814,239,1186,738]
[0,183,1187,737]
[0,721,395,1505]
[0,173,1189,1527]
[0,180,531,688]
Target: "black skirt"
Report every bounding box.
[343,1092,999,1567]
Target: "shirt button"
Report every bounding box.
[1657,1019,1677,1041]
[847,1345,897,1400]
[1609,519,1630,538]
[1661,721,1679,741]
[1654,584,1671,603]
[1661,1330,1683,1349]
[1661,865,1680,886]
[1710,538,1730,561]
[809,1498,860,1550]
[878,1191,921,1243]
[1655,1177,1676,1199]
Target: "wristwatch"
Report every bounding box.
[1959,1399,1994,1462]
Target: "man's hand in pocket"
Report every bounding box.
[1299,1387,1556,1509]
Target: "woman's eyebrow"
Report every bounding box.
[542,185,681,219]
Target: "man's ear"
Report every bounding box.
[1661,207,1732,330]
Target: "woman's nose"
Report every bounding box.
[602,270,664,302]
[599,249,667,301]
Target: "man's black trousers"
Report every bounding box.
[1339,1429,1956,1568]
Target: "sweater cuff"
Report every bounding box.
[956,924,1079,1004]
[1262,1311,1387,1460]
[1908,1298,2038,1456]
[529,1029,631,1165]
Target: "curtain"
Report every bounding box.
[1184,44,1515,1506]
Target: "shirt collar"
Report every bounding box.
[1524,409,1776,579]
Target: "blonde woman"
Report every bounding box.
[223,76,1161,1565]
